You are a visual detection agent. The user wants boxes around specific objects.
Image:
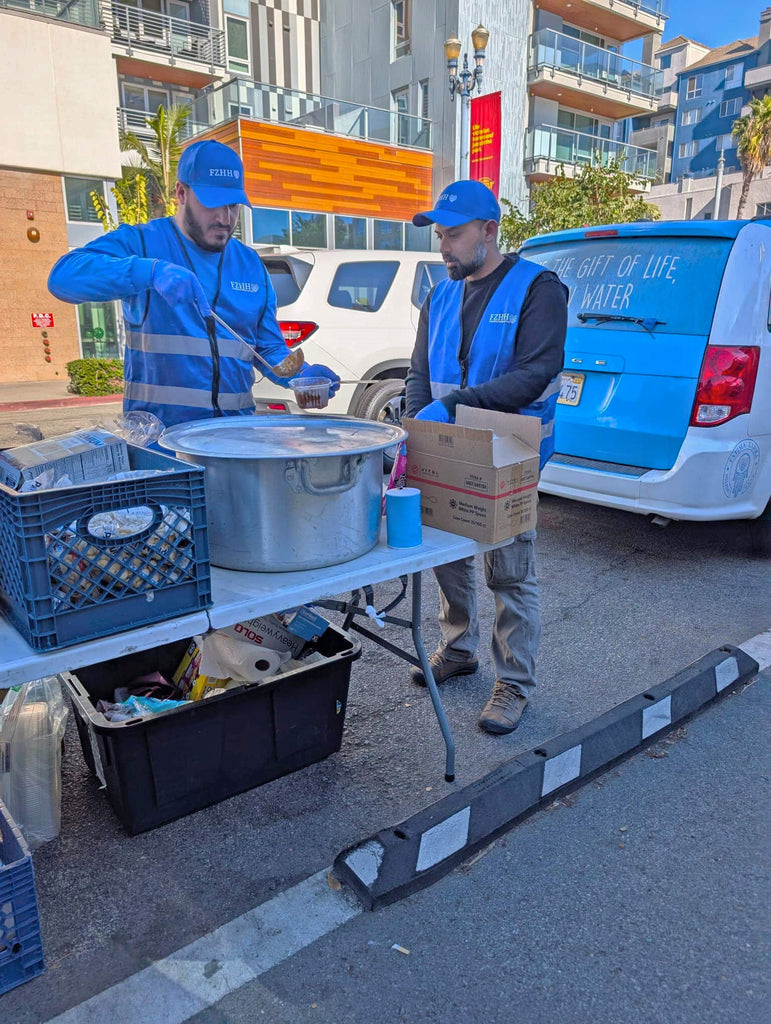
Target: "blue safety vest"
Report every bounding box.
[49,218,291,428]
[427,257,560,468]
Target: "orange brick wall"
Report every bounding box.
[0,169,81,383]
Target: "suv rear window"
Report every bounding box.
[328,261,399,312]
[523,236,733,336]
[263,256,313,306]
[412,261,448,308]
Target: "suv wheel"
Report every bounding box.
[353,379,406,472]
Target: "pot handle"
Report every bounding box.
[285,455,365,496]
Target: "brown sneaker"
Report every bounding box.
[409,650,479,687]
[478,681,528,734]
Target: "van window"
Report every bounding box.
[263,257,313,307]
[523,237,733,336]
[328,261,399,312]
[412,262,448,308]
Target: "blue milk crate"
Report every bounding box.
[0,799,45,995]
[0,445,211,652]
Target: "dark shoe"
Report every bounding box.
[478,681,528,734]
[409,650,479,687]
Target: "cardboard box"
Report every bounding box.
[403,407,541,543]
[0,429,129,490]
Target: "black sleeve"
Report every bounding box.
[404,289,434,418]
[440,272,567,416]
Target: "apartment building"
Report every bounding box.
[0,0,434,382]
[647,7,771,219]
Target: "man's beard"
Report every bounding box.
[182,205,234,252]
[446,241,487,280]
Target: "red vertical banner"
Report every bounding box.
[469,91,502,197]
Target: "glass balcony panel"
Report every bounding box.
[529,29,662,102]
[0,0,101,27]
[526,125,658,181]
[105,2,226,69]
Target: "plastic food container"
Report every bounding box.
[288,376,332,410]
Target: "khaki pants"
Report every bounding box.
[433,529,540,697]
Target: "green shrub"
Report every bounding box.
[66,358,124,396]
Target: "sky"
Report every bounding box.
[662,1,763,49]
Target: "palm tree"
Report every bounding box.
[732,96,771,219]
[120,104,192,216]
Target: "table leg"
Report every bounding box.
[410,573,455,782]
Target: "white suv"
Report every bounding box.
[252,248,447,433]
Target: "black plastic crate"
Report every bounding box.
[62,623,361,833]
[0,445,211,651]
[0,800,45,996]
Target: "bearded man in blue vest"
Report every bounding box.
[48,140,339,428]
[405,180,567,734]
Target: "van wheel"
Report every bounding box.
[353,379,406,472]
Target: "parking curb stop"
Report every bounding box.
[332,644,759,911]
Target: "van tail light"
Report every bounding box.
[690,345,760,427]
[279,321,318,346]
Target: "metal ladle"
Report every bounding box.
[209,311,305,378]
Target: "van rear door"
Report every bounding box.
[522,232,734,470]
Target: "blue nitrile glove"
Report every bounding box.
[295,363,341,396]
[152,260,212,319]
[414,400,452,424]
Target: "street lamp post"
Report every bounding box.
[444,24,490,179]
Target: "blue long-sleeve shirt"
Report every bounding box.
[48,218,292,427]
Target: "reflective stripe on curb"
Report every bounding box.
[333,643,759,910]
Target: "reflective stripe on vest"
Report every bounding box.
[427,257,559,468]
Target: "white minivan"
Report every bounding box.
[252,248,446,433]
[520,220,771,521]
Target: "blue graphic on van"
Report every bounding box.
[723,439,760,498]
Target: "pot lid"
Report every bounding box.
[159,414,407,459]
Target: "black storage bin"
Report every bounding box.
[62,624,360,834]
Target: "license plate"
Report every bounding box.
[558,372,584,407]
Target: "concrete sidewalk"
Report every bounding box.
[0,380,123,448]
[0,380,122,412]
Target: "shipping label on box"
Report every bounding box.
[0,429,130,490]
[403,408,541,543]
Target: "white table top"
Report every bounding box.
[0,525,500,688]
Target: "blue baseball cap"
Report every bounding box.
[413,179,500,227]
[177,140,251,208]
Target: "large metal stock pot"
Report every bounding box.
[159,414,407,572]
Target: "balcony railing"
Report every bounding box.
[0,0,100,27]
[189,79,432,151]
[525,124,658,180]
[529,28,662,103]
[117,106,196,142]
[618,0,669,16]
[104,2,225,71]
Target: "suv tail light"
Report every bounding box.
[279,321,318,346]
[690,345,760,427]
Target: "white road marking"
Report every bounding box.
[741,628,771,671]
[44,870,360,1024]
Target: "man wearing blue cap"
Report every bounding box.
[405,179,567,734]
[48,139,338,428]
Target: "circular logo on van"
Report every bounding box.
[722,439,760,499]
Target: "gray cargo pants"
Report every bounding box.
[432,529,540,697]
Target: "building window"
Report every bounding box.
[392,0,411,59]
[374,220,404,250]
[756,202,771,218]
[720,97,742,118]
[334,216,367,250]
[419,79,430,122]
[64,177,104,223]
[686,75,703,99]
[226,16,250,75]
[684,197,693,219]
[252,207,290,245]
[405,223,433,253]
[290,211,327,248]
[681,107,701,126]
[679,140,701,159]
[392,86,410,146]
[724,64,743,89]
[717,133,736,152]
[659,53,672,71]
